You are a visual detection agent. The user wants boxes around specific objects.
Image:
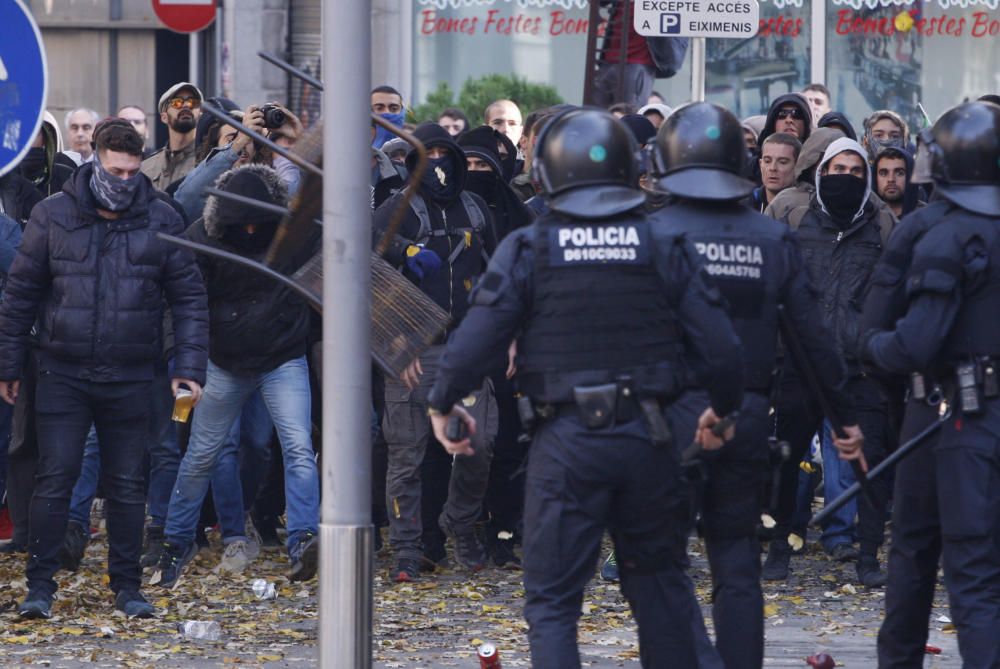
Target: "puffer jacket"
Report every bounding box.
[780,139,891,373]
[184,164,317,376]
[0,162,208,383]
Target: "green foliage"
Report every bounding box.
[410,74,563,125]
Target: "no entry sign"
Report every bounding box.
[0,0,47,179]
[152,0,217,34]
[634,0,760,38]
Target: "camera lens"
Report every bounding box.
[262,105,286,129]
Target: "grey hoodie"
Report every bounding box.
[815,137,871,225]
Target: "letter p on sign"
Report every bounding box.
[660,13,680,33]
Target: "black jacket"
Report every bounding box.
[0,163,209,384]
[0,172,44,227]
[185,164,317,376]
[758,93,813,147]
[373,123,496,328]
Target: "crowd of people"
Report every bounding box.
[0,57,998,668]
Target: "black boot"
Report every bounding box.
[856,554,887,588]
[762,539,792,581]
[141,526,165,568]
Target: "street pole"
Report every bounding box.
[691,37,706,102]
[320,0,373,667]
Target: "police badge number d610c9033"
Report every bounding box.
[549,222,651,266]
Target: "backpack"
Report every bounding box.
[407,190,490,266]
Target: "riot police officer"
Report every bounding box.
[425,108,744,668]
[648,102,863,669]
[861,101,1000,669]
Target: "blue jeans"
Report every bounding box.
[209,390,273,541]
[820,421,857,551]
[164,357,319,552]
[67,426,100,527]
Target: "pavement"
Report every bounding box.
[0,528,961,668]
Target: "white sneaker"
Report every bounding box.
[217,539,252,574]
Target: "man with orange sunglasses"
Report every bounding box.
[141,82,203,192]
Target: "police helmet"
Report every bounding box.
[652,102,755,201]
[912,101,1000,216]
[532,108,646,219]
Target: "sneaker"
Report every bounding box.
[439,518,486,572]
[394,557,421,583]
[217,539,253,574]
[762,541,792,581]
[151,540,197,589]
[856,555,887,588]
[114,590,155,619]
[18,589,53,619]
[600,551,620,582]
[141,526,165,568]
[490,538,522,570]
[0,507,12,541]
[58,521,89,572]
[828,543,859,563]
[289,533,319,582]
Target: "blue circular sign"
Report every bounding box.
[0,0,48,178]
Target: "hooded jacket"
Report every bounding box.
[459,126,534,241]
[184,164,316,376]
[0,163,208,384]
[779,138,894,371]
[20,111,76,199]
[817,111,858,141]
[764,127,844,221]
[373,122,495,328]
[758,93,812,146]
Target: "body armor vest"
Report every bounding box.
[517,215,682,403]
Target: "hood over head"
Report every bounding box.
[815,137,871,223]
[817,111,857,141]
[638,103,673,121]
[405,122,468,201]
[457,125,504,176]
[759,93,812,145]
[203,163,288,240]
[794,127,846,183]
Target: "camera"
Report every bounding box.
[260,104,287,130]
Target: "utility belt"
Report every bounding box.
[907,372,945,407]
[937,357,1000,415]
[518,377,674,448]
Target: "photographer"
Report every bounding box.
[174,103,302,222]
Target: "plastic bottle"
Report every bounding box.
[178,620,221,641]
[252,578,277,600]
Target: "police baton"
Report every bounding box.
[776,305,878,509]
[810,409,949,526]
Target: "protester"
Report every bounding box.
[20,111,76,199]
[141,82,204,191]
[437,107,469,137]
[802,83,832,124]
[117,105,151,152]
[862,110,909,161]
[484,99,524,147]
[0,119,208,619]
[638,102,672,129]
[758,93,812,144]
[371,85,406,149]
[748,132,801,212]
[64,108,100,164]
[153,164,321,588]
[873,146,925,218]
[817,111,858,141]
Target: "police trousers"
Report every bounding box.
[669,390,770,669]
[523,411,723,669]
[381,346,498,560]
[933,402,1000,669]
[877,396,943,668]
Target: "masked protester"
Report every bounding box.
[862,110,909,163]
[372,122,499,583]
[459,126,534,240]
[19,111,76,199]
[766,138,894,588]
[0,118,208,621]
[371,85,406,149]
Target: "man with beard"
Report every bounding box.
[372,122,498,583]
[862,110,909,163]
[766,138,894,587]
[874,146,925,219]
[141,83,203,191]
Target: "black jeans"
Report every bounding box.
[773,372,892,555]
[27,370,151,596]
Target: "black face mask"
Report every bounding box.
[820,173,867,226]
[464,171,498,206]
[420,154,459,203]
[222,221,278,255]
[19,147,47,181]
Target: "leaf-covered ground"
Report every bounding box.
[0,527,962,668]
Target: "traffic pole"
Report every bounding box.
[691,37,706,102]
[319,0,373,666]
